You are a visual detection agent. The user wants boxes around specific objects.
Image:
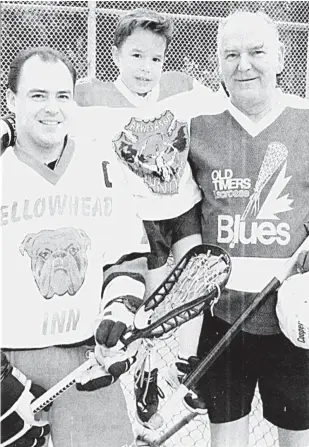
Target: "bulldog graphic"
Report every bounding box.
[20,227,91,299]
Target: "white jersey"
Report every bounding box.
[76,72,219,220]
[1,133,148,349]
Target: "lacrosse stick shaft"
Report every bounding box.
[137,411,197,447]
[146,278,279,432]
[31,356,96,414]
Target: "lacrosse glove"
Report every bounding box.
[77,295,144,391]
[1,352,51,447]
[1,114,16,154]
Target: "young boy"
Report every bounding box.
[75,9,217,426]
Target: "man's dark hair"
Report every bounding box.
[8,47,77,93]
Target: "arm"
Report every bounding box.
[171,203,202,264]
[1,350,51,447]
[1,114,16,154]
[76,173,150,391]
[76,253,149,392]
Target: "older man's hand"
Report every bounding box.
[295,251,309,274]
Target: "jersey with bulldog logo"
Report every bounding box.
[1,133,149,348]
[75,71,218,220]
[190,93,309,335]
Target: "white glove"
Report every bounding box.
[76,296,142,391]
[276,272,309,349]
[76,343,138,391]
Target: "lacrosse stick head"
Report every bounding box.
[133,244,231,337]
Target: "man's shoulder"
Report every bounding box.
[283,93,309,111]
[159,71,204,99]
[75,78,130,107]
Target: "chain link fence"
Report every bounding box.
[1,1,309,446]
[1,0,309,113]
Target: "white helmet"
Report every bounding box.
[276,272,309,349]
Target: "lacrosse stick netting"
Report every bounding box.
[122,244,231,344]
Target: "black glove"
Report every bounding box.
[1,355,51,447]
[1,114,16,154]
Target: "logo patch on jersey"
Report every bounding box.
[20,227,91,299]
[113,110,189,194]
[212,169,251,199]
[217,142,294,248]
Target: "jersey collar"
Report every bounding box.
[14,137,75,185]
[227,89,286,137]
[114,77,160,108]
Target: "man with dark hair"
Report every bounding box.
[1,47,149,447]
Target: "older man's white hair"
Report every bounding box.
[217,10,281,61]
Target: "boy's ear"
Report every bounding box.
[6,89,16,113]
[112,46,120,68]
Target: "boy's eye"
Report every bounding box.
[132,53,142,58]
[153,57,162,63]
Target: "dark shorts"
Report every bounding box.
[196,311,309,430]
[143,202,201,270]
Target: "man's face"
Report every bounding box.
[219,16,284,110]
[7,55,75,149]
[113,28,166,95]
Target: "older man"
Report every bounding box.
[188,11,309,447]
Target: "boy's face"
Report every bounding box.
[113,28,166,95]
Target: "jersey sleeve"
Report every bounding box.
[100,170,150,309]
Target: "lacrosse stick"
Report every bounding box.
[241,142,288,220]
[31,353,97,413]
[121,244,231,345]
[140,230,309,447]
[31,244,231,413]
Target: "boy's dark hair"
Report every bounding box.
[8,47,77,93]
[114,9,173,51]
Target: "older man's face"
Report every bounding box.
[219,16,284,110]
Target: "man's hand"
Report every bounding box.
[1,359,51,447]
[295,251,309,274]
[76,296,142,391]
